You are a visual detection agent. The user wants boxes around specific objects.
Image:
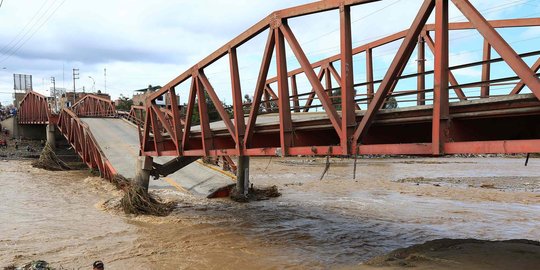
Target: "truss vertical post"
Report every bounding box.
[417,36,426,105]
[169,87,183,155]
[366,48,374,105]
[196,76,213,156]
[181,77,197,151]
[291,75,300,112]
[230,48,246,156]
[263,88,271,111]
[481,39,491,98]
[324,67,332,90]
[340,4,355,155]
[433,0,449,156]
[234,60,250,194]
[275,25,293,155]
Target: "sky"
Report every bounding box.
[0,0,538,107]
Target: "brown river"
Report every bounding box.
[1,157,540,269]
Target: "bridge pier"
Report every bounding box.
[236,156,250,195]
[46,124,56,151]
[135,156,153,192]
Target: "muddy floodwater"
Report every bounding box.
[1,157,540,269]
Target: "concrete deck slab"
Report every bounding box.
[82,118,235,197]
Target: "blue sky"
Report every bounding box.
[0,0,538,108]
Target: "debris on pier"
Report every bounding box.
[31,143,70,171]
[113,174,176,216]
[230,185,281,203]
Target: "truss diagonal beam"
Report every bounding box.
[510,57,540,95]
[244,30,275,147]
[280,23,342,136]
[451,0,540,99]
[198,70,237,143]
[353,0,435,143]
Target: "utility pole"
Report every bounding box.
[104,68,107,93]
[51,77,57,111]
[72,68,79,107]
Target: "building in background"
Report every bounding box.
[132,85,161,106]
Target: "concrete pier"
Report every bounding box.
[135,156,153,192]
[46,124,56,151]
[236,156,250,195]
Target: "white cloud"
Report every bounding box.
[0,0,535,106]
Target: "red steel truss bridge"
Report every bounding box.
[139,0,540,158]
[18,91,119,180]
[16,0,540,194]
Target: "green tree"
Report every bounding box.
[116,94,133,111]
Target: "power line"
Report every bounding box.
[0,0,55,56]
[0,0,67,64]
[299,0,403,46]
[297,0,534,62]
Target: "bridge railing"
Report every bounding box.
[71,94,117,118]
[140,0,540,157]
[57,108,116,180]
[118,106,145,126]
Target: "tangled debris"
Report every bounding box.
[31,143,70,171]
[230,185,281,203]
[113,175,176,216]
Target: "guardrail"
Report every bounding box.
[57,108,117,180]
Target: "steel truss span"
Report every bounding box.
[71,94,116,117]
[18,93,118,180]
[17,91,55,125]
[57,107,117,180]
[141,0,540,157]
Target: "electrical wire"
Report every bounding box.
[190,0,535,90]
[0,0,67,64]
[299,0,403,46]
[0,0,55,56]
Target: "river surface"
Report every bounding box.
[1,158,539,269]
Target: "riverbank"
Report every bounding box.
[355,238,540,270]
[1,156,539,269]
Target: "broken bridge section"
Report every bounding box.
[17,93,234,197]
[82,117,234,196]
